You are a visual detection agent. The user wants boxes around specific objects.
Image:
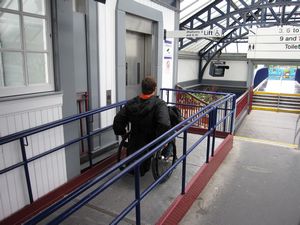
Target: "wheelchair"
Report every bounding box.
[117,132,177,183]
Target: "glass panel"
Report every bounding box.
[0,52,24,87]
[0,13,21,49]
[0,0,19,10]
[24,16,47,50]
[22,0,45,15]
[27,53,48,84]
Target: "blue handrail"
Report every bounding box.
[0,100,127,146]
[0,88,236,224]
[0,100,127,204]
[23,89,236,225]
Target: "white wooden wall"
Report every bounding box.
[0,94,67,220]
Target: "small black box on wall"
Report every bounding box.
[94,0,106,4]
[209,61,229,77]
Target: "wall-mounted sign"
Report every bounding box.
[247,26,300,60]
[166,29,222,39]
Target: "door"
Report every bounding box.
[125,31,151,99]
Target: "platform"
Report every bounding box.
[181,110,300,225]
[256,79,300,95]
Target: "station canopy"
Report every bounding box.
[179,0,300,54]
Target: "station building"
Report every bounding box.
[0,0,300,224]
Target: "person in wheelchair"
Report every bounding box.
[113,76,171,176]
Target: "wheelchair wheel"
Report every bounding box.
[117,133,130,170]
[151,141,177,183]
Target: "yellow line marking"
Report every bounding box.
[254,91,300,97]
[235,136,298,149]
[252,106,300,114]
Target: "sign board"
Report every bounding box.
[166,29,222,39]
[247,26,300,60]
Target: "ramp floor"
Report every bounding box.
[38,134,224,225]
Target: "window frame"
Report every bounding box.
[0,0,54,98]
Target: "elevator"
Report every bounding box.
[125,14,154,99]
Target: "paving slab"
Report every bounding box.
[180,138,300,225]
[236,110,300,145]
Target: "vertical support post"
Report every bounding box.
[211,107,217,157]
[230,95,237,134]
[181,130,187,195]
[223,101,228,132]
[134,166,141,225]
[206,111,212,163]
[167,90,170,104]
[20,137,34,203]
[248,87,253,113]
[198,54,203,83]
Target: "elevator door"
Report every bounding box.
[125,31,151,99]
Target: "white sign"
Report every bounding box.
[247,26,300,60]
[166,29,222,38]
[255,26,300,35]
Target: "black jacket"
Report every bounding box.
[113,95,171,156]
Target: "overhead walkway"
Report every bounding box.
[180,110,300,225]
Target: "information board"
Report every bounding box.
[247,26,300,59]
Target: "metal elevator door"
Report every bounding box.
[125,31,151,99]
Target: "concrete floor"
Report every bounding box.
[181,110,300,225]
[180,137,300,225]
[236,110,300,145]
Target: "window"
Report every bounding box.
[0,0,53,97]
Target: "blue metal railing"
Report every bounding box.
[0,89,235,224]
[0,100,127,204]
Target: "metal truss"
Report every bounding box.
[179,0,300,54]
[179,0,300,80]
[199,28,249,79]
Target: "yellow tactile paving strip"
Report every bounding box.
[254,91,300,97]
[235,135,298,149]
[251,106,300,113]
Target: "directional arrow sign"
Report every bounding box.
[166,29,223,38]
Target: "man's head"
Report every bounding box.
[141,76,157,95]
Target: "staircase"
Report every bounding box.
[252,92,300,113]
